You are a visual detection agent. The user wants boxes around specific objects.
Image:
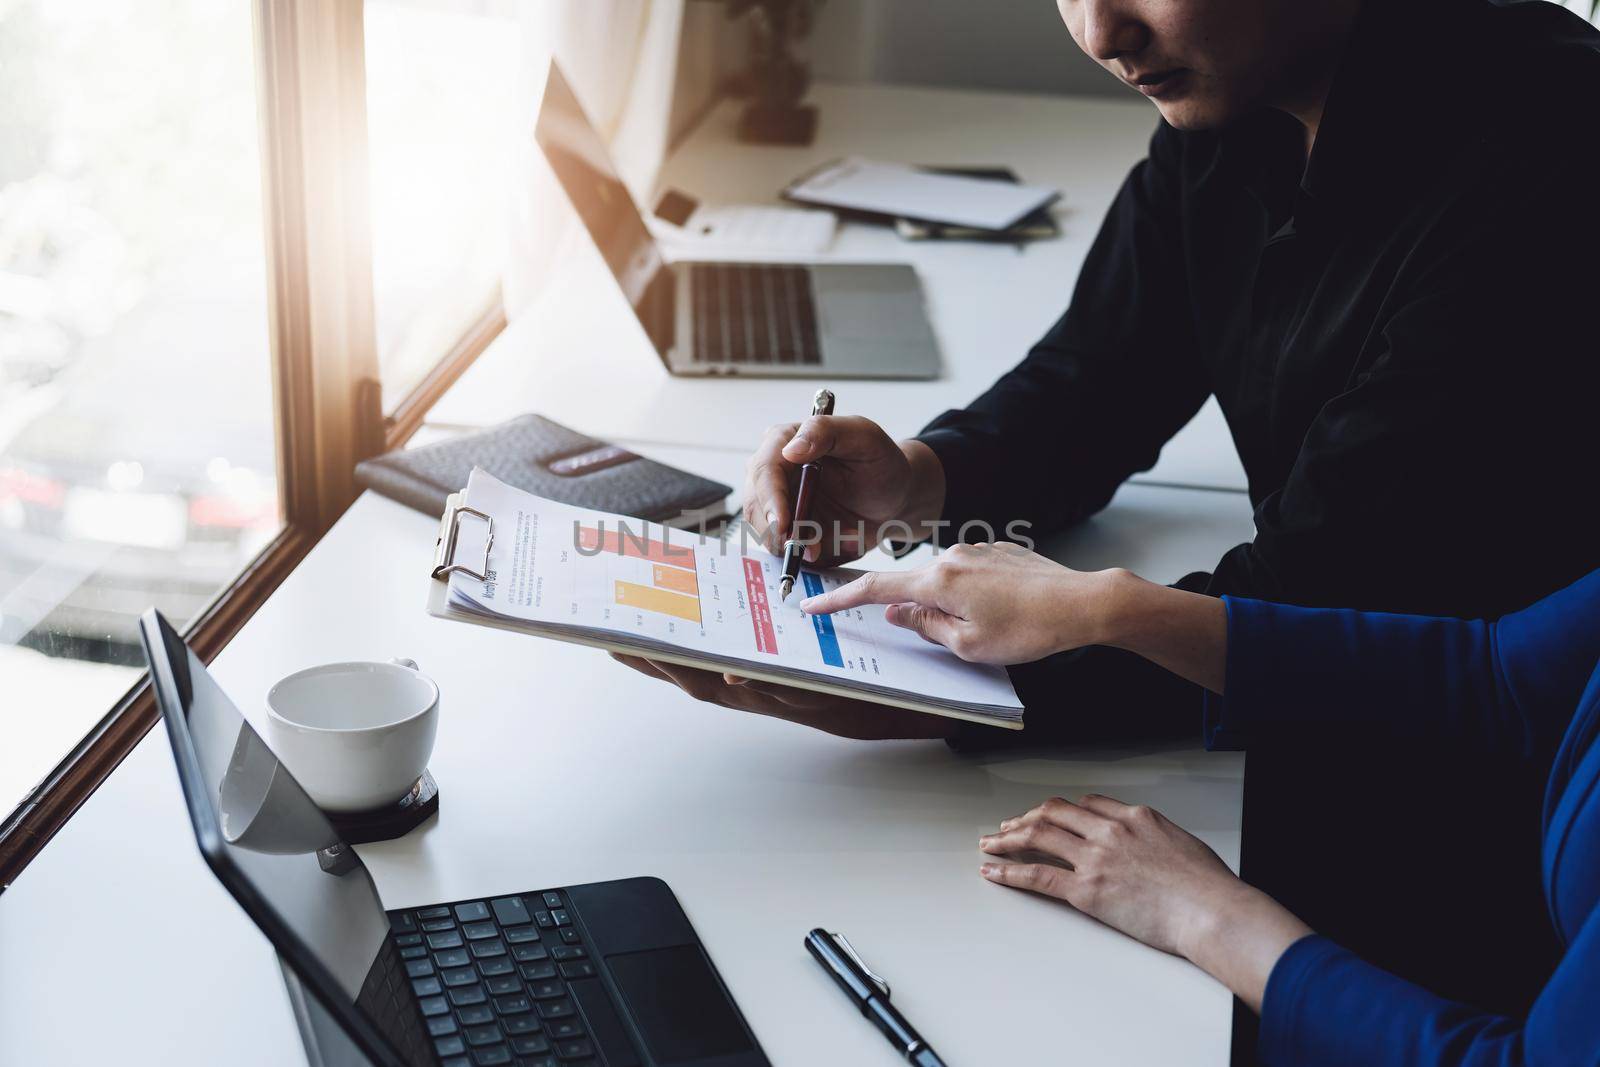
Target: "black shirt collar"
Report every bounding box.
[1302,0,1455,206]
[1219,0,1464,226]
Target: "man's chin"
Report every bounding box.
[1152,98,1236,132]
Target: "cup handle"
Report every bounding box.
[390,657,420,671]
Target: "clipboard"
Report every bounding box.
[426,494,1024,730]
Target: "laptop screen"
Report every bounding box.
[141,612,423,1066]
[534,61,676,357]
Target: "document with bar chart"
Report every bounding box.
[427,469,1023,728]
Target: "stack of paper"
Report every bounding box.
[783,157,1059,233]
[428,469,1024,728]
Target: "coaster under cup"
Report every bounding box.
[326,770,439,845]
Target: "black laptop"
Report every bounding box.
[140,609,768,1067]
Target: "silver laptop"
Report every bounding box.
[535,62,940,379]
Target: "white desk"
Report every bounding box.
[1,83,1257,1066]
[0,468,1251,1067]
[432,82,1247,493]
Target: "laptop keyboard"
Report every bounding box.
[389,891,604,1067]
[690,263,822,366]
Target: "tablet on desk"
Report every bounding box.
[140,608,770,1067]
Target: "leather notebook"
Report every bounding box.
[356,414,732,527]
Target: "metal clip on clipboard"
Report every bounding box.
[432,494,494,582]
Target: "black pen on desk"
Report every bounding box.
[805,928,949,1067]
[779,388,835,602]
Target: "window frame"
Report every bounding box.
[0,0,503,888]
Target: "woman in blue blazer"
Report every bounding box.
[795,553,1600,1064]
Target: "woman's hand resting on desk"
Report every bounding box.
[978,795,1313,1012]
[980,795,1244,956]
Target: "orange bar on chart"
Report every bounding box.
[615,580,701,624]
[652,564,699,596]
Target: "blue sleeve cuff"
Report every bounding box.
[1259,934,1347,1065]
[1258,930,1544,1067]
[1203,595,1272,750]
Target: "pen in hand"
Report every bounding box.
[780,388,836,602]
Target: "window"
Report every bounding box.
[0,0,278,819]
[1,0,507,884]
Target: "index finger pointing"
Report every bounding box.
[799,569,924,615]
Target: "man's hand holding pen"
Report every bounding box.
[743,413,948,572]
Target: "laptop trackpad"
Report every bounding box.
[567,877,763,1064]
[813,266,923,340]
[605,946,755,1063]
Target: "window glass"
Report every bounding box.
[0,0,277,815]
[364,0,519,405]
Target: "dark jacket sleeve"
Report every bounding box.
[1259,913,1600,1066]
[916,120,1210,546]
[1203,567,1600,759]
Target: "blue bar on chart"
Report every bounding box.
[801,572,844,667]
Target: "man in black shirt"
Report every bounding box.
[618,0,1600,1028]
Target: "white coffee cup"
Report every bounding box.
[265,658,439,814]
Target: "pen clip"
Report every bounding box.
[830,932,890,997]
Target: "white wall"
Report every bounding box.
[806,0,1122,98]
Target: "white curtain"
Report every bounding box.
[505,0,730,317]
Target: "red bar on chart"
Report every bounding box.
[743,558,778,654]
